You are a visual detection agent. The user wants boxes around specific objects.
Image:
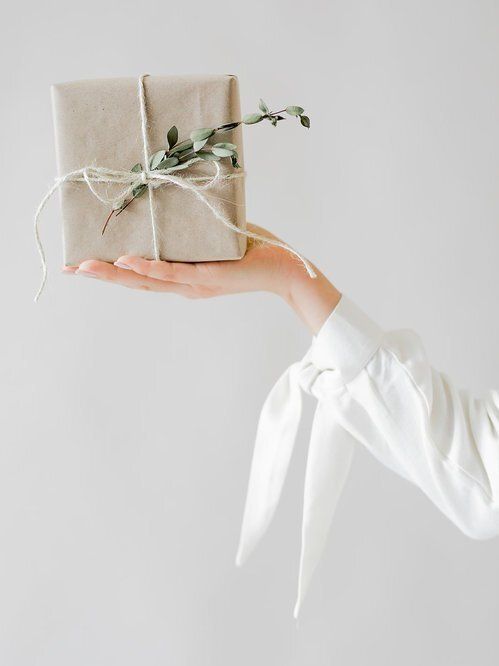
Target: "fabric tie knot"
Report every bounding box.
[297,360,343,400]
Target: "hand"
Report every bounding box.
[65,224,341,334]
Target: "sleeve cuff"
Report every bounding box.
[309,295,385,384]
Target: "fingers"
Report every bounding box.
[75,260,194,296]
[114,255,199,284]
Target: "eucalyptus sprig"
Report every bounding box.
[102,100,310,234]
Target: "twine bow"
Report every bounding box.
[34,74,316,301]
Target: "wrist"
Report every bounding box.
[278,261,342,335]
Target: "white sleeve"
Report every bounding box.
[236,294,499,616]
[309,294,499,539]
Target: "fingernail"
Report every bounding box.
[114,261,132,270]
[76,269,97,278]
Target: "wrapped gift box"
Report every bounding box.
[51,75,247,266]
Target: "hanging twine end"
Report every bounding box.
[34,272,47,303]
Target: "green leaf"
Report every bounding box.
[170,139,194,154]
[131,163,143,173]
[193,138,209,152]
[190,127,215,142]
[300,115,311,128]
[270,117,278,127]
[198,151,221,161]
[212,147,235,157]
[218,121,240,132]
[285,105,305,117]
[231,155,241,168]
[169,157,201,171]
[259,99,269,114]
[132,184,147,198]
[213,142,237,151]
[243,113,263,125]
[177,150,196,162]
[149,150,166,169]
[156,156,180,169]
[175,150,195,162]
[167,125,178,149]
[212,142,237,157]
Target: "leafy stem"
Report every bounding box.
[102,100,310,234]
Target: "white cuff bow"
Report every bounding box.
[235,296,384,616]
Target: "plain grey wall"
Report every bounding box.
[2,0,499,664]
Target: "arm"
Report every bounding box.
[68,224,499,538]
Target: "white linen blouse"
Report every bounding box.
[236,295,499,617]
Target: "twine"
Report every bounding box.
[34,74,316,301]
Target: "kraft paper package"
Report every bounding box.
[51,75,247,266]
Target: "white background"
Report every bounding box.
[2,1,499,664]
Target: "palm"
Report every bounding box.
[68,224,294,299]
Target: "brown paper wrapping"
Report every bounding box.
[51,75,246,266]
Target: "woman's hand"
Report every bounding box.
[64,224,341,333]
